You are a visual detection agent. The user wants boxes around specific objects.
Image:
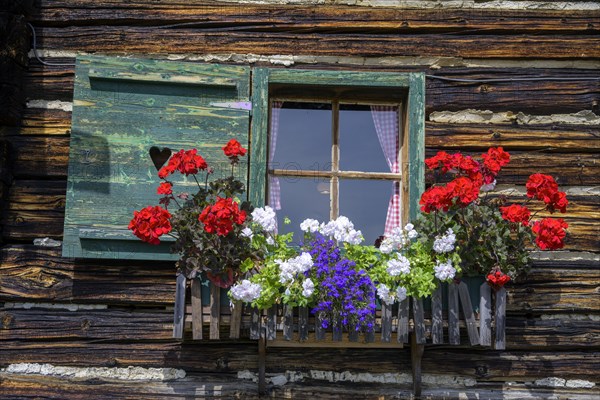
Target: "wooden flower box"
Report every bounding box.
[172,274,507,396]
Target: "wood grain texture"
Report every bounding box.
[22,65,600,116]
[32,26,600,59]
[30,2,600,34]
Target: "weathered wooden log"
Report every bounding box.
[426,123,600,152]
[32,26,600,59]
[1,339,598,380]
[6,136,70,178]
[0,245,176,305]
[13,108,72,135]
[29,2,599,34]
[22,62,600,116]
[0,13,29,126]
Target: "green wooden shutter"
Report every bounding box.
[63,56,250,260]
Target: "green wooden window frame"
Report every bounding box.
[249,68,425,223]
[63,57,424,260]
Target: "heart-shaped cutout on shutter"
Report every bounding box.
[149,146,172,171]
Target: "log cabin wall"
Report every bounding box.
[1,0,599,398]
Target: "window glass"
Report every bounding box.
[271,102,332,172]
[339,104,394,173]
[276,177,331,244]
[339,179,394,245]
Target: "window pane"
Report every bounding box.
[271,177,330,244]
[339,104,398,173]
[271,102,332,172]
[339,179,396,246]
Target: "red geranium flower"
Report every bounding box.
[199,197,247,236]
[157,181,173,195]
[531,218,568,250]
[447,176,480,206]
[419,185,454,213]
[500,204,531,226]
[546,191,568,213]
[487,269,511,291]
[425,151,452,172]
[128,205,172,245]
[222,139,247,162]
[158,149,207,178]
[526,174,558,203]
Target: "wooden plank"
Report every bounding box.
[397,297,409,344]
[408,73,426,221]
[411,331,425,399]
[266,306,276,341]
[381,303,392,343]
[315,314,325,341]
[35,27,600,59]
[229,301,242,340]
[32,3,599,33]
[250,307,261,340]
[298,307,308,341]
[365,328,375,344]
[2,339,599,378]
[190,277,202,340]
[431,285,443,344]
[283,304,293,341]
[172,273,185,339]
[348,324,359,343]
[412,297,426,344]
[479,282,493,347]
[332,315,343,342]
[458,281,480,346]
[495,287,507,350]
[209,284,220,340]
[248,67,269,207]
[448,282,460,345]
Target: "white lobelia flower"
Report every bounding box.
[300,218,320,233]
[396,286,408,303]
[377,284,395,305]
[433,228,456,254]
[302,278,315,297]
[434,260,456,281]
[387,253,411,276]
[251,206,277,233]
[230,280,262,302]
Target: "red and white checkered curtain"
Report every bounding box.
[269,101,283,210]
[371,106,400,236]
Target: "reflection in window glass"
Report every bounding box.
[271,102,332,172]
[274,177,330,244]
[339,179,395,246]
[339,104,394,173]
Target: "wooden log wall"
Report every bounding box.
[1,1,599,398]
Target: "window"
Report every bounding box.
[249,68,425,246]
[269,100,403,245]
[64,57,424,259]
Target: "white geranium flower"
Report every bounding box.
[379,238,394,254]
[434,260,456,281]
[377,284,395,305]
[230,280,261,302]
[277,252,313,283]
[433,228,456,254]
[266,236,275,245]
[300,218,320,233]
[241,227,253,239]
[251,206,277,233]
[386,254,411,276]
[345,229,364,245]
[302,278,315,297]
